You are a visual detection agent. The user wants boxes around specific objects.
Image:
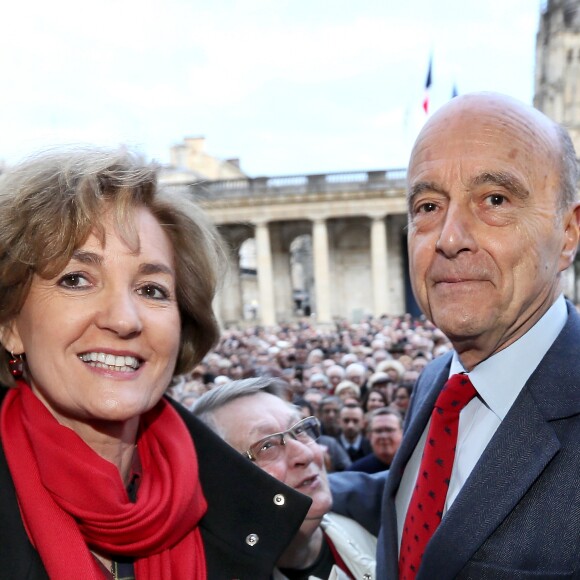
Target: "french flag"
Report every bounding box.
[423,56,433,114]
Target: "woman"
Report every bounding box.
[333,380,361,402]
[361,387,388,414]
[391,382,413,419]
[0,147,310,579]
[192,378,377,580]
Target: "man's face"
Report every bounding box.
[346,371,364,386]
[369,414,403,465]
[407,94,580,369]
[318,401,340,429]
[211,392,332,525]
[339,407,364,440]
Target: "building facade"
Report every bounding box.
[535,0,580,301]
[164,170,415,326]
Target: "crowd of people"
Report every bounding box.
[168,315,451,472]
[171,315,450,409]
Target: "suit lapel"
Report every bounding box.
[420,386,560,579]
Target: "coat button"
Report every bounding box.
[245,533,259,546]
[363,575,372,580]
[273,493,286,506]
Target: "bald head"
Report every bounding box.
[409,92,578,211]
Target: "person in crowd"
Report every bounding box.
[344,362,367,397]
[390,382,413,420]
[376,359,405,384]
[308,372,331,394]
[192,378,377,580]
[317,395,342,437]
[332,92,580,578]
[295,399,351,473]
[325,364,346,392]
[361,387,389,414]
[334,380,361,402]
[337,404,373,462]
[366,371,396,403]
[347,408,402,474]
[302,387,324,414]
[0,147,310,578]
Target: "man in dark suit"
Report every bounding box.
[337,403,373,461]
[331,92,580,578]
[347,408,402,473]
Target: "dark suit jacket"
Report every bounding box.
[347,452,389,474]
[0,389,311,580]
[378,301,580,579]
[338,435,373,462]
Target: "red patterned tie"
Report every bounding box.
[399,373,477,579]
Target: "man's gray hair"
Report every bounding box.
[191,377,289,437]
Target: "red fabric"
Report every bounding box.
[325,533,354,579]
[0,381,207,580]
[399,374,476,580]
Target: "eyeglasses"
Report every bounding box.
[245,416,321,465]
[370,427,400,435]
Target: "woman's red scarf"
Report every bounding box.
[0,381,207,579]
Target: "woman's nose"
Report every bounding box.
[95,289,143,338]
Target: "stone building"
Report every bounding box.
[535,0,580,153]
[535,0,580,300]
[160,136,246,186]
[162,170,412,326]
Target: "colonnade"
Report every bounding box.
[217,213,408,326]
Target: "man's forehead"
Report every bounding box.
[409,94,559,171]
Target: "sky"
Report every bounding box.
[0,0,544,177]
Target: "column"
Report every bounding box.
[218,244,244,324]
[254,221,276,326]
[312,218,332,323]
[370,215,389,316]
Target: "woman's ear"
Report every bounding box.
[0,321,24,355]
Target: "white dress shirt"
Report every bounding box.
[395,295,568,549]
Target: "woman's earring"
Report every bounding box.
[9,353,24,378]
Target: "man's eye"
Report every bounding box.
[416,202,438,214]
[58,273,89,288]
[259,438,278,452]
[486,194,506,206]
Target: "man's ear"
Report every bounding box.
[559,202,580,272]
[0,321,24,355]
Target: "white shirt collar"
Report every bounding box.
[450,295,568,420]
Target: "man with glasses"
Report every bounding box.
[347,408,403,474]
[192,377,376,580]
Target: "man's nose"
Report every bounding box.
[435,202,478,257]
[286,437,316,466]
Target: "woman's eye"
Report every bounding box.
[137,284,169,300]
[58,273,89,289]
